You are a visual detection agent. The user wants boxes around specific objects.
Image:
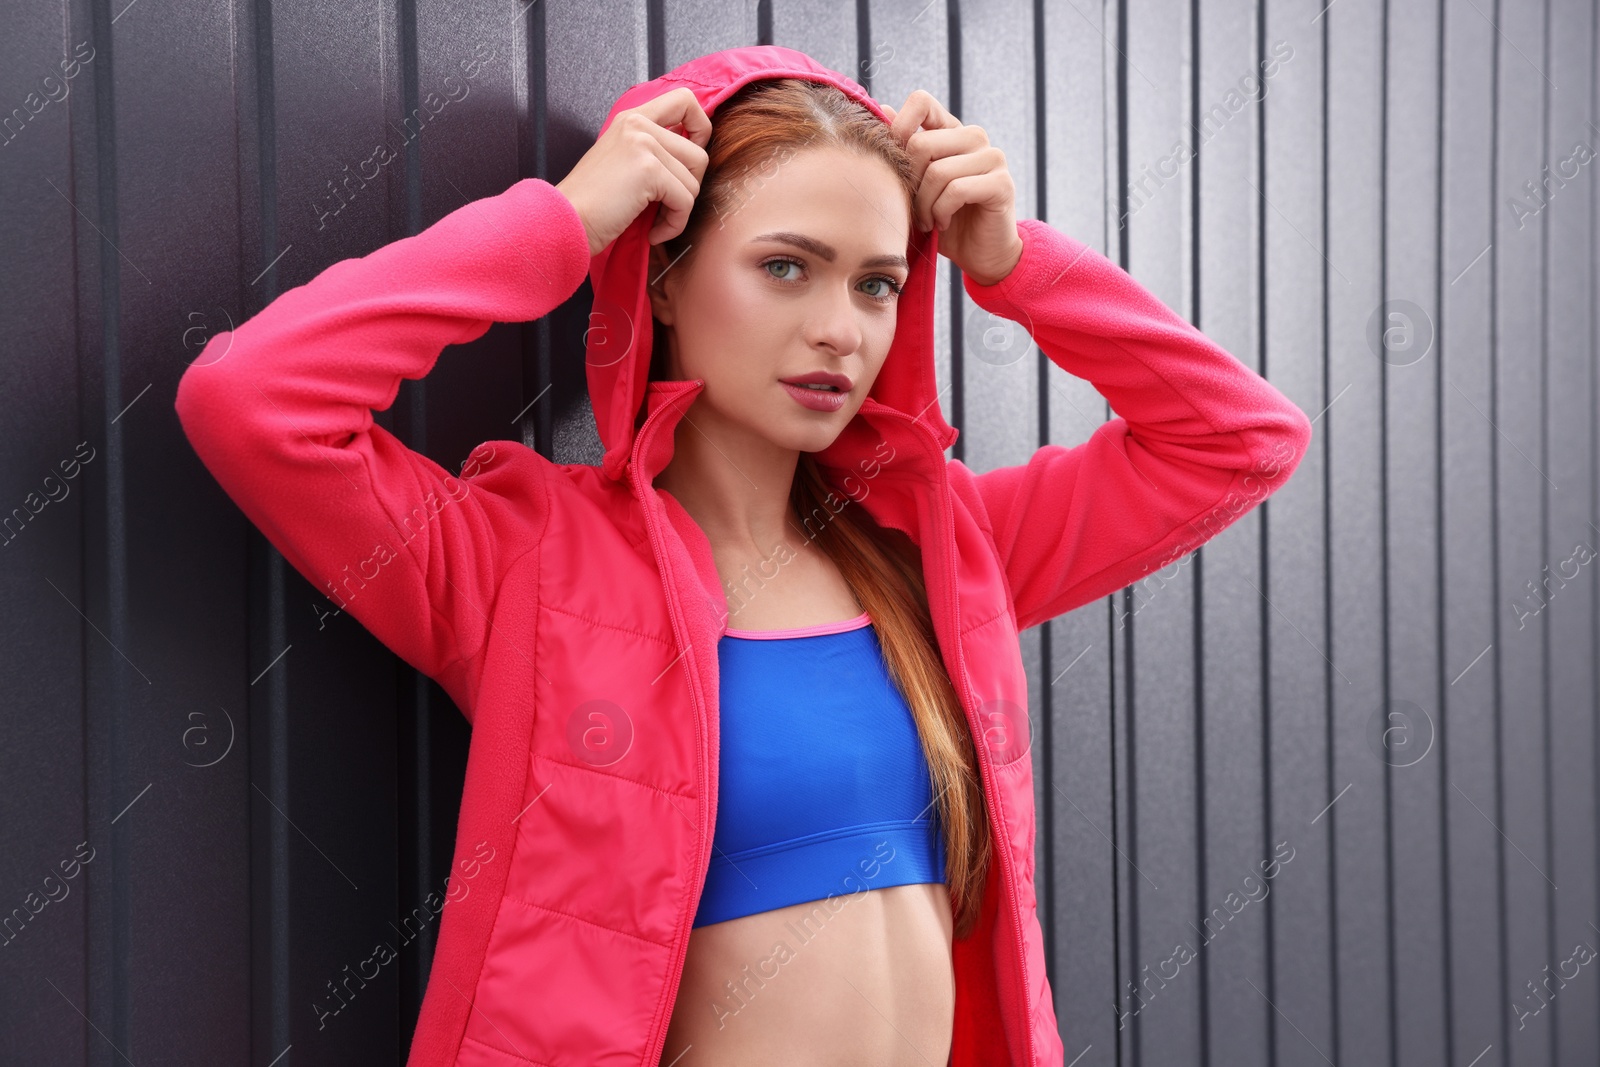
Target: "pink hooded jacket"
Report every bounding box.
[175,44,1311,1067]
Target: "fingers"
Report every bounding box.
[651,125,710,187]
[914,145,1005,231]
[876,90,1017,276]
[619,101,710,184]
[927,169,1012,232]
[886,88,960,147]
[633,85,714,149]
[644,139,700,244]
[902,123,990,191]
[639,126,704,200]
[616,87,712,245]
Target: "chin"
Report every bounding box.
[768,409,852,454]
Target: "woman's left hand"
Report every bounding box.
[882,90,1023,287]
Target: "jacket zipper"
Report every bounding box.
[630,411,715,1067]
[907,413,1037,1067]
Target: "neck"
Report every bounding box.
[652,398,803,558]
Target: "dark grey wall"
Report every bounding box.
[2,1,1596,1065]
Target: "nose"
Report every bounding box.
[801,280,864,359]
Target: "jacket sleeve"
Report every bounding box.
[951,217,1313,633]
[174,177,593,712]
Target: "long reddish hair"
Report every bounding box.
[644,77,991,940]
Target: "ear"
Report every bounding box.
[646,241,677,325]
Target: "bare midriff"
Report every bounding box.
[659,881,955,1065]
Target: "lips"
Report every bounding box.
[779,374,851,413]
[779,371,853,392]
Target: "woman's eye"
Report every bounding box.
[761,258,900,301]
[764,258,802,281]
[860,277,901,300]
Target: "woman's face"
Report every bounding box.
[648,144,912,455]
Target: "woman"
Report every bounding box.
[176,45,1310,1067]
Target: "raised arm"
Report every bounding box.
[174,177,592,715]
[949,217,1313,632]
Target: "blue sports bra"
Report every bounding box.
[691,609,948,928]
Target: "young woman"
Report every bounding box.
[176,45,1310,1067]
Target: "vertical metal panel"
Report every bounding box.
[661,0,759,70]
[1543,1,1600,1064]
[1383,0,1450,1061]
[1493,0,1557,1066]
[0,5,97,1064]
[1325,0,1395,1064]
[1194,0,1272,1058]
[4,0,1600,1064]
[1261,0,1338,1062]
[112,0,261,1057]
[1439,0,1506,1060]
[771,0,857,78]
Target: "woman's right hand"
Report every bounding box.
[556,86,713,257]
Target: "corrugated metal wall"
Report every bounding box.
[2,0,1597,1064]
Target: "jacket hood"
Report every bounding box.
[583,44,958,482]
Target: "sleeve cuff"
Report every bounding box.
[509,176,594,302]
[960,217,1094,316]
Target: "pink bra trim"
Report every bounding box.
[723,609,873,640]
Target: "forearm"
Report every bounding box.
[177,177,592,447]
[963,217,1310,494]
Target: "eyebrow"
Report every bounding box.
[750,231,909,272]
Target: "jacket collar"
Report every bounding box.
[626,375,954,625]
[628,376,951,494]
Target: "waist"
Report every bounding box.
[692,817,946,928]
